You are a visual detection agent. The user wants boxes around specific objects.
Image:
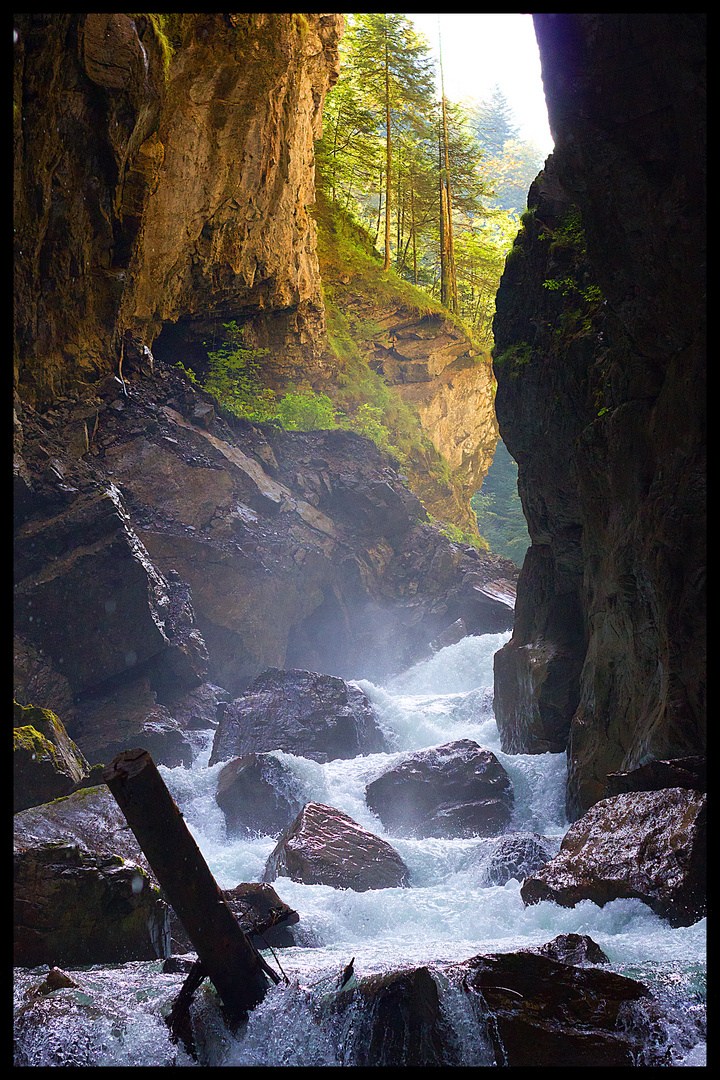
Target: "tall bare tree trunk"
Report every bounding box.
[439,28,458,313]
[384,27,392,273]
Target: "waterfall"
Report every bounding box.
[13,632,706,1066]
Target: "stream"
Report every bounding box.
[13,632,706,1066]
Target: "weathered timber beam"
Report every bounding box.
[103,748,270,1025]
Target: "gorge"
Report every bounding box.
[14,13,705,1067]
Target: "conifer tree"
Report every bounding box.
[343,13,436,272]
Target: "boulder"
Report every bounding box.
[478,832,557,886]
[14,483,191,696]
[224,882,300,948]
[262,802,410,891]
[14,702,90,813]
[215,753,305,837]
[461,950,658,1066]
[365,739,513,839]
[535,933,609,966]
[167,881,301,954]
[521,787,706,927]
[14,840,170,967]
[13,784,153,880]
[328,965,457,1066]
[210,669,388,766]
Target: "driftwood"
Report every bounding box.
[103,748,273,1026]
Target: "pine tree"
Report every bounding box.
[343,14,436,272]
[466,86,520,157]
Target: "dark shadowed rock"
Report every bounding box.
[168,881,301,954]
[328,966,458,1066]
[460,950,657,1066]
[70,674,193,768]
[535,933,609,966]
[365,739,513,839]
[262,802,410,891]
[224,882,300,948]
[210,669,388,765]
[605,756,706,797]
[159,681,230,730]
[14,840,169,967]
[521,787,706,927]
[215,753,305,837]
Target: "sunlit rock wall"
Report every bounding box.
[14,13,343,406]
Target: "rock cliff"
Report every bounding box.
[14,13,343,406]
[492,14,705,818]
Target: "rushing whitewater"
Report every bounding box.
[13,633,706,1066]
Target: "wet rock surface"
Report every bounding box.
[210,668,389,765]
[477,832,557,886]
[534,932,609,966]
[262,802,410,892]
[521,787,706,927]
[215,752,305,837]
[329,965,457,1066]
[460,950,658,1066]
[365,739,513,839]
[13,841,169,968]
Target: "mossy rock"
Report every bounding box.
[14,701,91,814]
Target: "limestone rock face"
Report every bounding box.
[492,14,705,818]
[365,739,513,839]
[262,802,410,891]
[14,13,343,405]
[520,787,706,927]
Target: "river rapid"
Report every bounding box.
[13,632,706,1066]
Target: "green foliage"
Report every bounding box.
[275,387,338,431]
[203,321,277,423]
[437,520,490,552]
[493,342,532,369]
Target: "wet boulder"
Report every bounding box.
[478,832,557,886]
[365,739,513,839]
[14,840,170,967]
[215,753,305,837]
[460,950,658,1066]
[224,882,300,948]
[328,965,457,1066]
[262,802,410,891]
[160,681,230,730]
[167,881,301,954]
[14,784,153,879]
[210,669,388,766]
[535,933,609,966]
[14,483,203,697]
[14,702,90,813]
[521,787,706,927]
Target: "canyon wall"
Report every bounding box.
[14,13,343,407]
[492,14,705,818]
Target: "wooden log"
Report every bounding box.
[103,748,270,1025]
